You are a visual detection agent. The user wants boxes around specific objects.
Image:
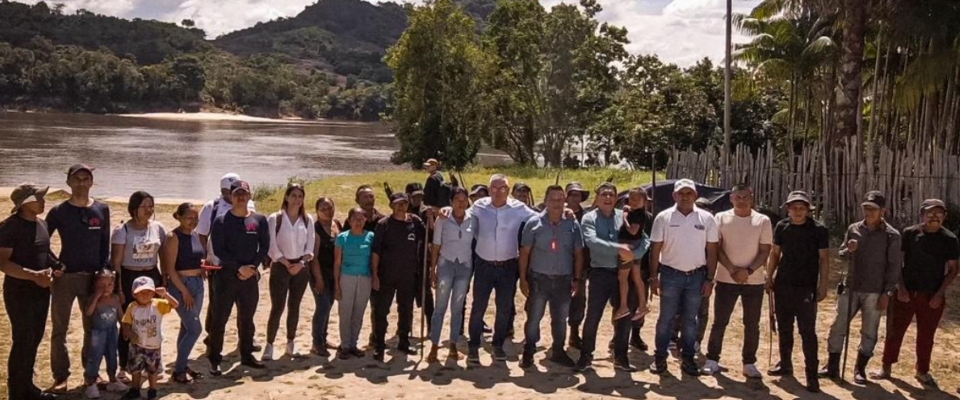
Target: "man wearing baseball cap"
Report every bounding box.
[468,184,489,203]
[46,164,111,390]
[2,183,58,400]
[370,192,426,361]
[422,158,448,210]
[207,180,270,373]
[766,190,830,392]
[820,191,901,383]
[197,173,258,354]
[648,179,719,376]
[874,199,958,386]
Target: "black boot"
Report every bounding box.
[818,352,841,379]
[806,368,820,393]
[854,353,870,384]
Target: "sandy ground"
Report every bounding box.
[1,195,959,400]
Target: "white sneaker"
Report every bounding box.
[701,359,720,375]
[262,343,275,361]
[286,341,297,356]
[742,363,763,379]
[106,381,129,392]
[84,384,101,399]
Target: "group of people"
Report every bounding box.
[1,160,957,400]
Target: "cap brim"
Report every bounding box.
[861,202,882,209]
[232,189,250,194]
[408,191,424,197]
[133,287,155,294]
[674,186,696,193]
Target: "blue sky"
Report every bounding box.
[21,0,761,66]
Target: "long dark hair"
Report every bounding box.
[281,184,307,225]
[127,191,154,220]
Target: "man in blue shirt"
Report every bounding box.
[576,183,649,372]
[519,185,584,369]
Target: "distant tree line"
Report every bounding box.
[0,1,391,120]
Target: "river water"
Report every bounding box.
[0,112,507,199]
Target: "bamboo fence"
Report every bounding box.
[666,137,960,229]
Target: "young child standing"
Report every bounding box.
[615,188,651,321]
[84,269,130,399]
[121,276,178,400]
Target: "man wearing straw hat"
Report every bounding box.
[2,183,58,400]
[564,182,590,349]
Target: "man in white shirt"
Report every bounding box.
[467,174,538,364]
[701,184,772,378]
[198,173,257,352]
[649,179,719,376]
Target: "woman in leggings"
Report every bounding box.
[264,184,315,360]
[310,197,341,356]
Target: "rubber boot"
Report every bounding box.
[818,352,841,379]
[854,353,870,384]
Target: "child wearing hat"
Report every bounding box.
[121,276,179,400]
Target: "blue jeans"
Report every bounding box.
[312,285,334,349]
[523,272,572,353]
[581,268,633,359]
[469,258,519,349]
[84,325,118,380]
[168,276,205,374]
[430,259,472,344]
[655,265,706,359]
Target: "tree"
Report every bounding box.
[181,19,195,28]
[482,0,628,166]
[386,0,486,171]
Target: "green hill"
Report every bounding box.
[0,0,212,65]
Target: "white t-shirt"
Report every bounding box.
[267,211,316,262]
[122,299,174,350]
[714,209,773,285]
[111,221,166,269]
[198,197,256,265]
[650,205,719,271]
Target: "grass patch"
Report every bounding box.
[251,166,653,217]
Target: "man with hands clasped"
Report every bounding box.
[207,180,271,374]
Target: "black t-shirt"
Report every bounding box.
[618,209,649,242]
[372,214,425,283]
[773,218,830,288]
[901,224,960,294]
[313,220,341,288]
[46,200,111,273]
[211,211,270,271]
[363,208,386,233]
[0,215,53,276]
[423,172,446,208]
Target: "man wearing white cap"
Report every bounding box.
[198,173,258,352]
[648,179,719,377]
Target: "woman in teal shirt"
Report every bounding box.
[334,207,374,360]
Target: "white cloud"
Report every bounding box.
[18,0,760,66]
